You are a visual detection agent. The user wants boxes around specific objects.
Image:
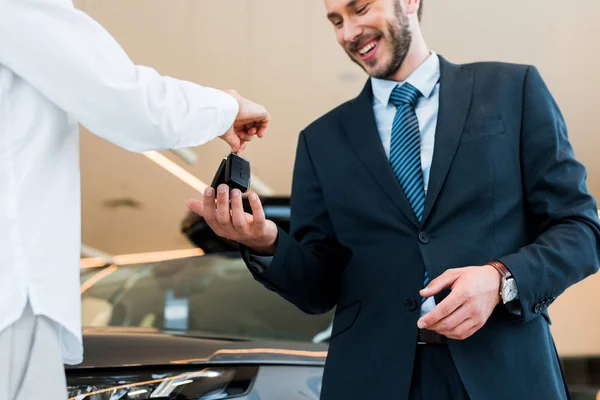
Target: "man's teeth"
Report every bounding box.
[358,41,377,55]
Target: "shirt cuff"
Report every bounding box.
[240,244,273,274]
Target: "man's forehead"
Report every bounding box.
[325,0,359,16]
[325,0,390,17]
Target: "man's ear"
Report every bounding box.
[405,0,421,18]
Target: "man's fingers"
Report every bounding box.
[230,189,248,233]
[244,122,256,132]
[186,199,204,216]
[256,125,267,139]
[462,323,481,340]
[445,319,478,340]
[427,304,470,334]
[228,138,240,153]
[237,132,254,142]
[418,291,463,329]
[420,268,460,298]
[202,187,218,227]
[256,115,270,138]
[216,184,231,226]
[220,127,241,153]
[248,192,266,226]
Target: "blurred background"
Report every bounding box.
[75,0,600,358]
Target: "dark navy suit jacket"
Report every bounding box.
[242,55,600,399]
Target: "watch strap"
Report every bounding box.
[488,260,512,279]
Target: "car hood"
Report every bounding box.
[67,327,328,369]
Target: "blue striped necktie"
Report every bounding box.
[389,82,430,302]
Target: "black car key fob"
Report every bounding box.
[210,153,251,193]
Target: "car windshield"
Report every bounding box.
[80,253,334,343]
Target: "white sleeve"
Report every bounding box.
[0,0,239,152]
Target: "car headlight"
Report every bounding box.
[67,366,257,400]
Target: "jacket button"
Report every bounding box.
[405,298,418,311]
[418,232,430,244]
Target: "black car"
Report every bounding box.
[72,251,334,399]
[67,326,328,399]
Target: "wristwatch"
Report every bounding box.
[488,260,518,304]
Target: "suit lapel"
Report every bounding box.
[341,80,420,228]
[422,56,473,223]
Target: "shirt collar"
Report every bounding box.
[371,51,441,107]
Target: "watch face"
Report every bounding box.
[502,279,518,302]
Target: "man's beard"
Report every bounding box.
[348,6,412,79]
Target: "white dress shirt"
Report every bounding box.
[370,51,441,316]
[0,0,239,364]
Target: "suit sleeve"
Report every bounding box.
[241,131,351,314]
[497,66,600,323]
[0,0,238,152]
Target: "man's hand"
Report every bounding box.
[219,89,271,153]
[186,185,278,255]
[417,265,502,340]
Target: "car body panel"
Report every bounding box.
[68,327,327,370]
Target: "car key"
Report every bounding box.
[210,152,251,193]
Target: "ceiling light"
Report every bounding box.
[80,248,205,269]
[144,151,208,193]
[170,148,198,166]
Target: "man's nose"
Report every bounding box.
[343,22,363,44]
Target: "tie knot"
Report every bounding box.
[389,83,421,108]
